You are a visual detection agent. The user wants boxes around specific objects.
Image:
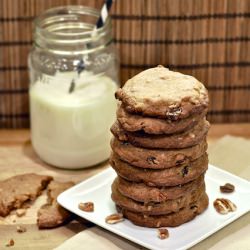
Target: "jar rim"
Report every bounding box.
[34,5,112,50]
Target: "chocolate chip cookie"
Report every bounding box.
[115,65,208,119]
[116,174,205,203]
[112,178,205,215]
[117,193,209,227]
[117,104,207,135]
[111,119,210,149]
[110,137,207,169]
[110,152,208,186]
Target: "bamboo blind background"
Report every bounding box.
[0,0,250,128]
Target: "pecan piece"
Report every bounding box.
[220,183,235,193]
[158,228,169,240]
[166,107,182,121]
[78,202,94,212]
[144,201,155,211]
[146,205,153,211]
[156,221,161,227]
[189,133,196,138]
[105,213,124,224]
[213,198,237,214]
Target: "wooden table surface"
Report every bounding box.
[0,123,249,250]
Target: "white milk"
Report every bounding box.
[29,71,117,169]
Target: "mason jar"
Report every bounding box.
[28,6,119,169]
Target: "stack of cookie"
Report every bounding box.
[110,65,209,227]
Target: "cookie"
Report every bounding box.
[37,181,74,229]
[110,152,208,186]
[116,174,205,203]
[110,137,207,169]
[0,174,53,217]
[115,66,209,119]
[117,193,209,227]
[111,119,210,149]
[117,104,207,134]
[111,178,205,215]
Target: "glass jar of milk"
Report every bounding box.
[28,6,119,169]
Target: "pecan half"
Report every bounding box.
[213,198,237,214]
[78,202,94,212]
[105,213,124,224]
[220,183,235,193]
[158,228,169,240]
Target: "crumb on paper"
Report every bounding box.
[16,209,26,217]
[6,239,14,247]
[16,225,27,233]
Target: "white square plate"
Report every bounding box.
[58,165,250,250]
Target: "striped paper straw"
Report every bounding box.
[69,0,114,93]
[96,0,114,29]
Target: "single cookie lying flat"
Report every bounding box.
[110,152,208,186]
[110,137,207,169]
[117,104,207,134]
[115,66,208,119]
[111,119,210,149]
[112,178,205,215]
[0,174,53,217]
[117,193,209,228]
[37,181,74,229]
[117,175,204,203]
